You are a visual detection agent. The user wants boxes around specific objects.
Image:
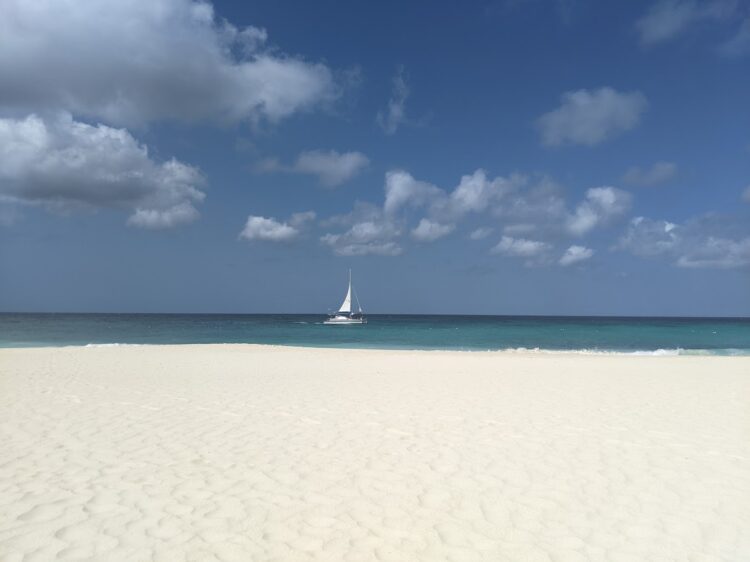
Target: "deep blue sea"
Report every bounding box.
[1,313,749,354]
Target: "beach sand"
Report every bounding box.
[1,345,748,561]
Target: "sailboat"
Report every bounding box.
[324,269,367,325]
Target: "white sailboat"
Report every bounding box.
[324,269,367,325]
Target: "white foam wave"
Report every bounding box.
[84,343,142,348]
[501,347,750,356]
[70,343,750,356]
[503,347,681,356]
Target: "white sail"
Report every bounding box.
[338,270,352,313]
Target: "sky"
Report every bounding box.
[0,0,749,316]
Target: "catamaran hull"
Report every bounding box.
[323,317,367,325]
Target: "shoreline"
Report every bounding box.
[2,341,749,356]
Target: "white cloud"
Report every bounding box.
[623,161,677,186]
[493,177,567,227]
[293,150,369,187]
[566,187,632,236]
[0,113,204,228]
[491,236,551,258]
[324,168,509,253]
[128,202,199,230]
[289,211,317,228]
[636,0,736,46]
[383,170,442,216]
[384,168,523,223]
[321,221,402,256]
[618,217,680,257]
[239,215,300,242]
[323,169,633,257]
[469,227,494,240]
[720,17,750,56]
[411,219,455,242]
[537,87,647,147]
[320,203,403,256]
[377,66,409,135]
[676,237,750,268]
[443,169,519,217]
[0,0,339,127]
[326,239,402,256]
[559,245,594,266]
[618,215,750,268]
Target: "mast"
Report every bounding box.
[351,269,364,314]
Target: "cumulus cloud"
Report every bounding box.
[239,215,300,242]
[292,150,369,187]
[238,210,317,243]
[618,217,680,257]
[322,169,525,256]
[0,0,339,127]
[411,219,455,242]
[676,237,750,268]
[469,227,494,240]
[377,66,409,135]
[537,87,647,147]
[491,236,551,258]
[566,187,632,236]
[385,168,523,223]
[636,0,737,46]
[320,203,403,256]
[559,245,594,266]
[289,211,317,228]
[493,177,567,228]
[383,170,443,216]
[442,170,520,218]
[321,222,402,256]
[618,215,750,268]
[623,161,677,186]
[0,113,204,228]
[327,239,402,256]
[322,169,632,257]
[128,203,199,230]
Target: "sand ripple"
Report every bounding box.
[1,345,748,561]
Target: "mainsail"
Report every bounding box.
[338,270,352,313]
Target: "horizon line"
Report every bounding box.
[1,311,749,320]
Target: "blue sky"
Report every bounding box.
[1,0,749,315]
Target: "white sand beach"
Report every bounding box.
[1,344,748,561]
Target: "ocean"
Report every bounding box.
[1,313,749,354]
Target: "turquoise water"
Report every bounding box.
[1,313,749,354]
